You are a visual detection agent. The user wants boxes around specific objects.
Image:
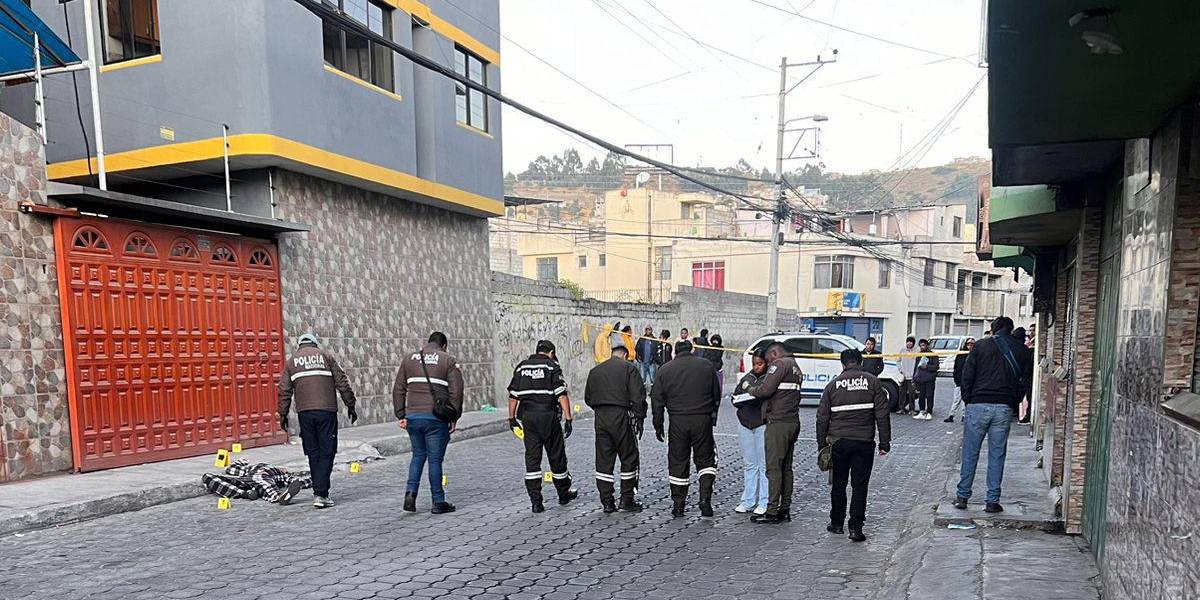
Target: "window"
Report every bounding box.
[878,259,891,289]
[599,254,607,267]
[813,255,855,289]
[654,246,672,279]
[455,46,488,131]
[322,0,395,92]
[536,257,558,282]
[945,263,956,289]
[102,0,161,64]
[952,216,963,238]
[577,254,587,269]
[691,261,725,291]
[680,204,691,220]
[816,338,848,355]
[923,259,936,286]
[783,338,815,355]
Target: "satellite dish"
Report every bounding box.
[635,171,651,186]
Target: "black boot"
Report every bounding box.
[751,512,783,524]
[531,498,545,513]
[848,526,866,542]
[618,498,644,512]
[601,498,617,514]
[698,476,714,517]
[431,501,456,514]
[671,501,685,518]
[558,488,579,505]
[826,522,844,535]
[403,492,417,513]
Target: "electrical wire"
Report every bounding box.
[60,1,91,179]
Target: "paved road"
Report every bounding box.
[0,384,1091,600]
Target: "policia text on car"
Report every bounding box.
[507,340,579,513]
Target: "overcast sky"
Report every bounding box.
[497,0,989,176]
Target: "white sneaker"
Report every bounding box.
[313,496,335,509]
[913,412,923,419]
[734,504,751,513]
[924,412,934,420]
[753,506,767,515]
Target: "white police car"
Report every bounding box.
[739,332,904,407]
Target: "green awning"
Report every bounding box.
[991,245,1034,275]
[988,185,1080,247]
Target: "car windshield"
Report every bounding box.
[932,338,958,350]
[832,335,865,350]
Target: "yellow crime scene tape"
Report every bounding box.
[581,321,967,362]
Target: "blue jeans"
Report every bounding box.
[956,403,1013,503]
[737,424,768,509]
[406,417,450,502]
[640,361,657,385]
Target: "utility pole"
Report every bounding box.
[766,53,835,329]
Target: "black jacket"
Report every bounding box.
[912,353,940,384]
[816,366,891,448]
[952,351,967,386]
[653,341,673,365]
[507,354,568,414]
[731,371,767,429]
[706,346,724,373]
[584,357,648,419]
[651,351,722,429]
[961,333,1033,408]
[747,356,804,423]
[862,351,885,376]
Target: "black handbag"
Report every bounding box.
[419,350,461,423]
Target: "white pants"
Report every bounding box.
[949,386,964,418]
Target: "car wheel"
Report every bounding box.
[882,381,900,411]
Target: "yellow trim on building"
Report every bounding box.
[323,64,404,101]
[455,120,493,139]
[386,0,500,65]
[99,54,163,73]
[46,134,503,216]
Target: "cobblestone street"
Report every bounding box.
[0,386,1098,599]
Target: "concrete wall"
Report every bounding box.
[273,170,495,425]
[0,113,69,482]
[21,0,502,203]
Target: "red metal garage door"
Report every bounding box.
[55,217,288,471]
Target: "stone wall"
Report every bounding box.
[492,273,801,401]
[273,170,496,423]
[0,113,69,482]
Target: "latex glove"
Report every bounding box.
[562,420,573,439]
[634,419,644,439]
[740,380,751,390]
[347,406,358,424]
[654,424,665,443]
[278,415,288,432]
[878,442,891,456]
[509,417,520,430]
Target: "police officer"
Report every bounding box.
[816,348,891,542]
[746,342,803,524]
[584,344,647,513]
[508,340,578,513]
[277,333,357,509]
[651,340,722,517]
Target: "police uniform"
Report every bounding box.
[584,355,647,510]
[508,354,575,505]
[746,356,803,522]
[650,344,722,516]
[816,364,891,537]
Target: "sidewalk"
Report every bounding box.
[0,410,514,537]
[933,422,1060,531]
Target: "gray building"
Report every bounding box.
[0,0,502,479]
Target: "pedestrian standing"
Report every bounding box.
[620,325,637,361]
[746,342,803,524]
[1010,327,1031,423]
[817,349,891,542]
[651,340,722,518]
[693,328,711,353]
[508,340,578,513]
[861,337,884,377]
[944,337,975,423]
[679,327,691,345]
[913,339,940,420]
[708,334,726,388]
[584,345,648,513]
[277,333,358,509]
[954,317,1033,513]
[731,349,769,515]
[636,326,658,386]
[898,337,917,414]
[393,331,464,515]
[656,329,674,366]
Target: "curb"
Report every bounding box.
[0,413,524,537]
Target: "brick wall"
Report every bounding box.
[0,113,69,482]
[1064,204,1103,533]
[1049,256,1070,488]
[273,170,496,423]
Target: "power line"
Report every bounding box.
[636,0,775,74]
[586,0,689,70]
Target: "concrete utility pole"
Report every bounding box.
[767,53,835,329]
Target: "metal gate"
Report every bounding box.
[1082,256,1118,559]
[55,217,287,471]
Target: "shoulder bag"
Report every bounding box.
[419,350,461,423]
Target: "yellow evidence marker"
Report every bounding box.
[349,462,362,474]
[543,472,553,483]
[214,448,229,468]
[231,443,243,453]
[573,404,582,414]
[442,475,448,487]
[217,497,231,510]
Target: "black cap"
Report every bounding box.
[675,340,693,354]
[537,339,556,354]
[841,348,863,366]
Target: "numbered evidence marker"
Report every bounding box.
[217,497,231,510]
[442,475,448,487]
[214,448,230,468]
[543,472,553,484]
[349,462,362,474]
[231,443,243,454]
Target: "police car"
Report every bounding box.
[930,335,973,377]
[739,332,904,407]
